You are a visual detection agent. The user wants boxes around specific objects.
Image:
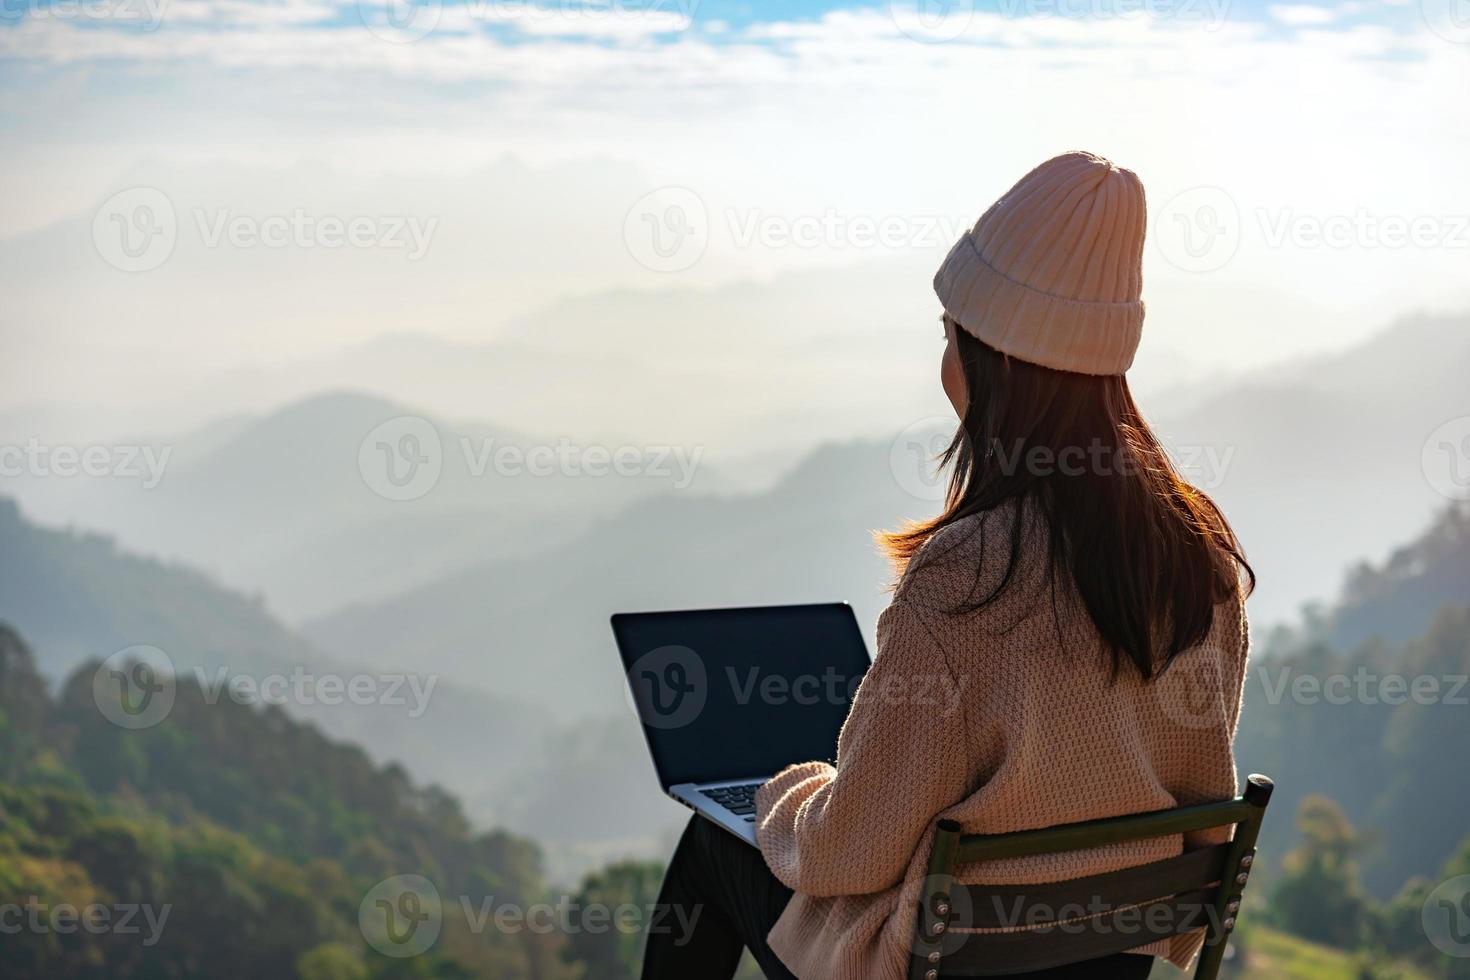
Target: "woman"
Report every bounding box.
[642,151,1254,980]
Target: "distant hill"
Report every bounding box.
[0,496,546,822]
[1256,502,1470,655]
[0,496,314,681]
[1330,505,1470,651]
[306,437,928,718]
[0,391,710,620]
[1149,311,1469,627]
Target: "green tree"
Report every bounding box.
[296,943,369,980]
[0,623,50,780]
[1270,796,1376,947]
[1380,834,1470,978]
[560,860,664,980]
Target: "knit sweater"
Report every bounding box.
[754,500,1249,980]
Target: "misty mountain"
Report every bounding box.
[0,496,545,806]
[1151,312,1469,627]
[158,331,756,471]
[1261,501,1470,655]
[4,149,1386,461]
[306,436,932,719]
[0,390,714,620]
[4,231,1276,498]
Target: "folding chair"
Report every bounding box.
[909,774,1275,980]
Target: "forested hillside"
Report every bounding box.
[0,496,547,830]
[0,623,610,980]
[1236,504,1470,897]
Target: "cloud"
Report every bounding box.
[497,5,693,36]
[2,0,1466,416]
[1267,3,1337,25]
[0,0,1431,77]
[161,0,340,26]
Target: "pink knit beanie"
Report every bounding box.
[934,151,1147,376]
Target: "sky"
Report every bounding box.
[1,0,1468,438]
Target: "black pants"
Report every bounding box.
[642,816,1154,980]
[643,815,800,980]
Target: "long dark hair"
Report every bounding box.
[881,318,1253,680]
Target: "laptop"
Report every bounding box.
[612,602,872,845]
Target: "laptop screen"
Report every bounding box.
[612,603,872,790]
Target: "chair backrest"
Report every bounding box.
[909,774,1274,980]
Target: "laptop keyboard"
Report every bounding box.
[700,783,763,822]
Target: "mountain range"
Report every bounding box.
[7,311,1461,634]
[0,390,717,621]
[300,314,1469,715]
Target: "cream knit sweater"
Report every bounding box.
[755,500,1249,980]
